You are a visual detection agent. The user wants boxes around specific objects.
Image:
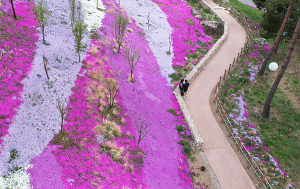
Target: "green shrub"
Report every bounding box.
[167,108,176,114]
[169,72,183,81]
[238,77,250,84]
[179,140,188,146]
[184,68,188,71]
[183,145,192,154]
[203,8,210,14]
[243,68,251,76]
[176,125,185,132]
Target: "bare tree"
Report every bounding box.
[43,55,49,80]
[262,18,300,118]
[125,41,140,82]
[104,77,119,110]
[57,99,67,130]
[112,13,129,53]
[167,36,172,55]
[73,19,87,63]
[258,0,294,76]
[136,118,149,152]
[147,12,150,30]
[10,0,17,19]
[186,18,194,42]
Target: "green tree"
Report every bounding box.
[34,0,51,45]
[68,0,76,30]
[253,0,267,10]
[258,0,295,76]
[261,0,300,39]
[73,19,87,63]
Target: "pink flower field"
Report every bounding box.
[0,0,215,188]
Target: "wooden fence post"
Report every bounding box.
[228,124,233,137]
[221,111,226,122]
[223,69,226,80]
[213,93,219,104]
[247,155,253,168]
[214,83,218,93]
[237,139,242,151]
[216,102,222,113]
[259,175,266,187]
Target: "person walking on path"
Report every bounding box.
[179,79,184,96]
[183,79,189,98]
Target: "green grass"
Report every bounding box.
[218,43,300,186]
[245,78,300,183]
[229,0,263,25]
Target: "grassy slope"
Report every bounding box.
[225,0,300,186]
[229,0,263,24]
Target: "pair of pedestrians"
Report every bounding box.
[179,79,189,98]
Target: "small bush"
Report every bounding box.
[243,68,251,76]
[238,77,250,84]
[184,68,188,71]
[169,72,183,81]
[183,145,192,154]
[167,108,176,114]
[179,140,188,146]
[203,8,210,14]
[176,125,185,132]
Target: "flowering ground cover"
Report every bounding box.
[217,17,297,188]
[153,0,219,84]
[0,0,91,187]
[0,0,39,146]
[0,0,218,188]
[97,1,194,187]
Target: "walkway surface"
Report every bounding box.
[184,0,256,189]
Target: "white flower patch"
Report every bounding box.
[115,0,174,83]
[79,0,106,32]
[0,0,105,181]
[0,164,31,189]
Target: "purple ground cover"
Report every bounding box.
[0,0,39,145]
[153,0,214,67]
[27,145,64,189]
[28,40,145,188]
[97,0,193,188]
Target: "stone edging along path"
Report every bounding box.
[174,0,228,150]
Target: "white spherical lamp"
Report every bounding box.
[269,62,278,71]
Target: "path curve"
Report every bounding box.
[184,0,256,188]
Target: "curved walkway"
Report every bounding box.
[184,0,256,188]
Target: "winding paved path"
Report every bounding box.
[184,0,256,188]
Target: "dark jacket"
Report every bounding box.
[179,82,184,91]
[183,82,189,91]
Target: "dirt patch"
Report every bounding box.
[188,148,219,189]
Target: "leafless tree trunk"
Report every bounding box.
[57,99,67,130]
[10,0,17,19]
[112,13,129,53]
[147,12,150,30]
[104,78,119,110]
[258,0,294,76]
[262,18,300,118]
[125,41,140,82]
[136,119,148,152]
[43,55,49,80]
[167,36,172,55]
